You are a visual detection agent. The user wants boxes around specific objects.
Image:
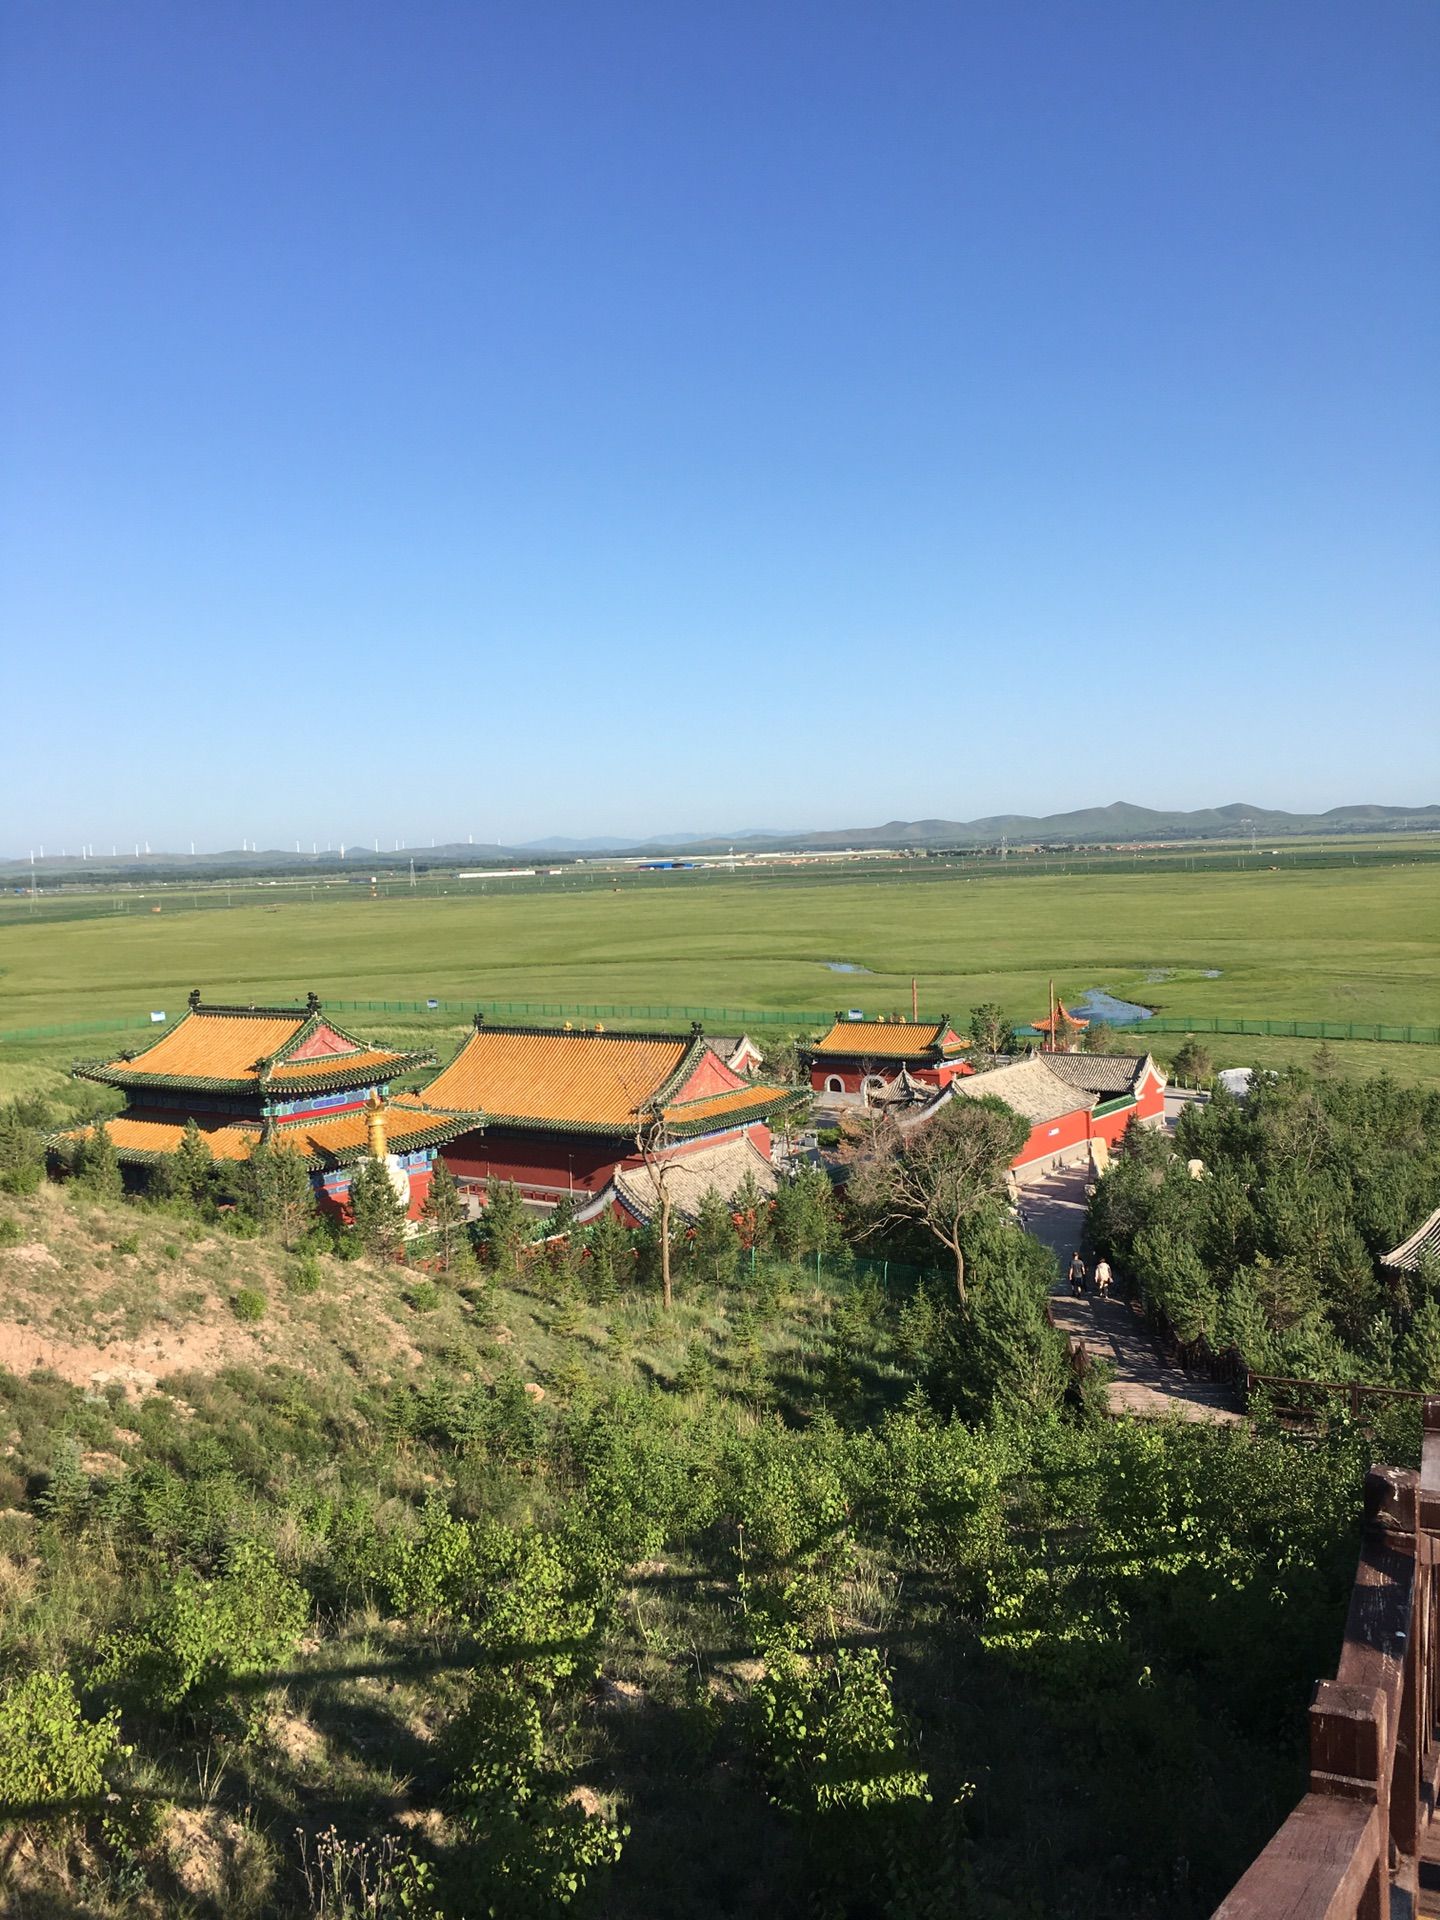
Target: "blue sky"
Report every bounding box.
[3,1,1437,851]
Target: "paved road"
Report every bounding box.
[1021,1164,1239,1423]
[1164,1086,1208,1132]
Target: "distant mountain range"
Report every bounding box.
[718,800,1440,854]
[4,802,1436,880]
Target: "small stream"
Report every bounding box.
[1073,988,1154,1025]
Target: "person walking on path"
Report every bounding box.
[1068,1252,1088,1297]
[1093,1257,1113,1298]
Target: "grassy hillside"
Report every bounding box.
[0,1170,1376,1919]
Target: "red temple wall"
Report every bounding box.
[440,1120,774,1205]
[1012,1104,1092,1173]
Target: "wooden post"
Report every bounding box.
[1309,1681,1388,1919]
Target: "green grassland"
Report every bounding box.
[2,861,1437,1098]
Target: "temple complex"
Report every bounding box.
[407,1018,799,1216]
[805,1015,972,1103]
[62,992,479,1220]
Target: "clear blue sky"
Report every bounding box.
[3,1,1437,851]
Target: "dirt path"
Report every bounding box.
[1021,1166,1239,1424]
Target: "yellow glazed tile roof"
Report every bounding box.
[811,1019,966,1060]
[270,1048,406,1083]
[663,1085,790,1128]
[63,1103,462,1166]
[92,1009,416,1087]
[106,1014,305,1080]
[70,1112,266,1162]
[419,1027,693,1127]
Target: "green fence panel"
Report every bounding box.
[5,999,1439,1048]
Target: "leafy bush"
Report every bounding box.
[289,1254,322,1295]
[405,1280,442,1313]
[444,1674,625,1915]
[99,1538,308,1714]
[232,1287,267,1322]
[750,1640,930,1816]
[0,1670,127,1826]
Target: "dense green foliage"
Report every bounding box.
[4,1056,1431,1913]
[1089,1067,1440,1385]
[0,1139,1376,1920]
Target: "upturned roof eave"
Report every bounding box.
[71,1050,435,1098]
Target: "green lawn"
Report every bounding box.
[1,862,1437,1090]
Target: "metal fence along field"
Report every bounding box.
[2,998,1437,1047]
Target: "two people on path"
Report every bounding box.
[1068,1252,1115,1299]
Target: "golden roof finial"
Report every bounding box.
[365,1087,388,1161]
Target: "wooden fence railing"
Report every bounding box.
[1212,1396,1440,1916]
[1146,1305,1426,1427]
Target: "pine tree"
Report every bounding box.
[77,1120,122,1198]
[0,1103,46,1196]
[1401,1296,1440,1391]
[170,1119,217,1214]
[422,1159,469,1272]
[731,1168,770,1253]
[693,1187,740,1284]
[1171,1039,1214,1087]
[348,1156,407,1261]
[583,1209,630,1303]
[239,1133,276,1224]
[269,1143,316,1249]
[480,1179,533,1278]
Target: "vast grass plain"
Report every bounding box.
[2,859,1437,1095]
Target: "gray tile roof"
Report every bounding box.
[614,1133,778,1227]
[1036,1053,1161,1098]
[1383,1207,1440,1275]
[952,1056,1095,1125]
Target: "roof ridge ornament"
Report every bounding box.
[188,988,202,1010]
[306,991,321,1013]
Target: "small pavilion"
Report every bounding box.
[1030,998,1090,1052]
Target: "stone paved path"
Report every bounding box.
[1021,1165,1240,1423]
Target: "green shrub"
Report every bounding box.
[0,1101,47,1196]
[99,1539,308,1714]
[0,1217,22,1247]
[750,1640,929,1817]
[405,1280,442,1314]
[289,1254,322,1295]
[0,1670,127,1826]
[111,1232,140,1256]
[375,1497,482,1621]
[444,1674,625,1914]
[232,1287,267,1323]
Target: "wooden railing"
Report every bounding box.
[1212,1396,1440,1917]
[1146,1302,1425,1427]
